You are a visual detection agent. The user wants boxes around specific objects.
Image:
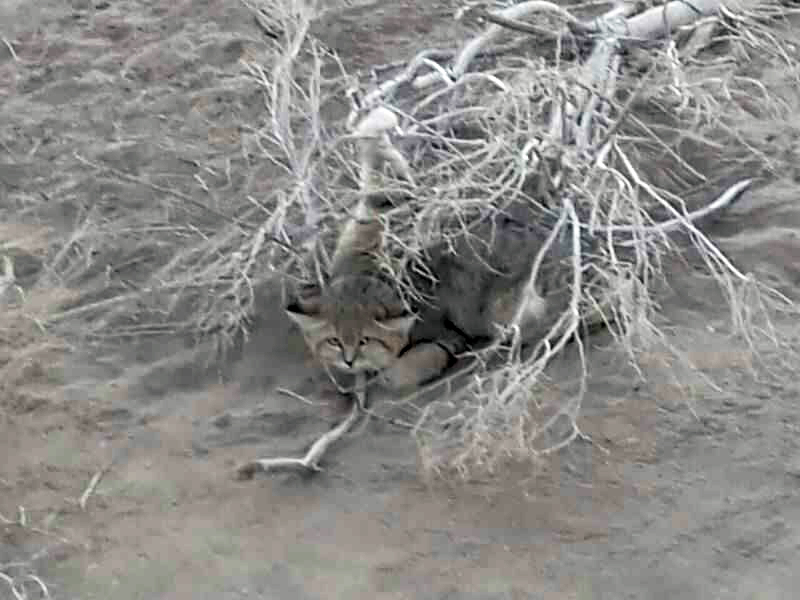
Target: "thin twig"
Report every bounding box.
[236,399,360,477]
[588,178,753,240]
[0,572,24,600]
[471,7,593,39]
[236,373,368,478]
[79,463,113,511]
[1,38,17,61]
[73,153,303,259]
[73,153,247,227]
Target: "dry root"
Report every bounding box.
[236,374,368,478]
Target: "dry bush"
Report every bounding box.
[0,565,52,600]
[27,0,344,358]
[0,291,72,410]
[398,4,800,476]
[0,225,73,417]
[20,0,799,477]
[243,0,798,478]
[0,247,64,598]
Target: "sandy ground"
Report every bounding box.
[2,1,800,599]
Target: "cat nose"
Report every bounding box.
[342,349,355,367]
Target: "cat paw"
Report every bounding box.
[378,343,452,391]
[379,363,429,391]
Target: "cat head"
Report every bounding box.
[286,283,415,375]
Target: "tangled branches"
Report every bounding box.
[25,0,794,477]
[241,0,799,477]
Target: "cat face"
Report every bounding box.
[287,307,415,375]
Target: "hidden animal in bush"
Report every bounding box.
[286,107,750,392]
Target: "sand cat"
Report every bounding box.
[285,109,605,391]
[286,199,576,391]
[286,109,749,392]
[287,197,582,389]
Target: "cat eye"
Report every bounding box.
[359,337,373,346]
[326,337,342,347]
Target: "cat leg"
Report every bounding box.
[379,342,455,391]
[583,269,636,331]
[518,285,548,329]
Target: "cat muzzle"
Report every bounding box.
[341,349,356,367]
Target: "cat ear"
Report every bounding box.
[286,282,326,334]
[365,189,413,212]
[285,305,328,334]
[290,281,323,314]
[377,314,417,337]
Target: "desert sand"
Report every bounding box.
[2,1,800,598]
